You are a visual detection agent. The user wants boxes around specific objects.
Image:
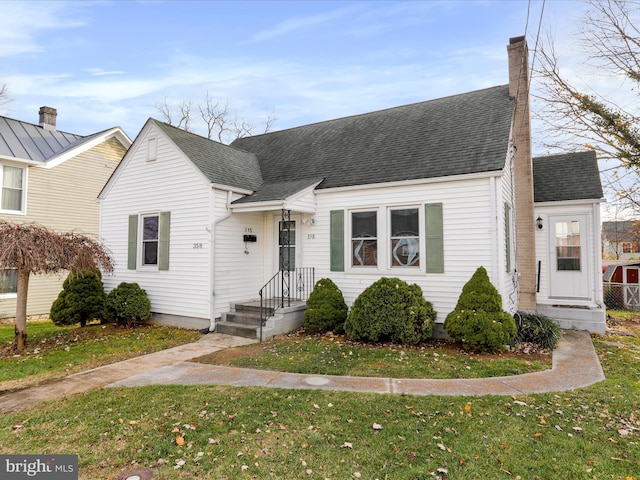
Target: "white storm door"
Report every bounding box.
[549,215,590,299]
[273,215,301,298]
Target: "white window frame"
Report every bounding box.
[0,163,27,215]
[389,206,421,269]
[350,209,379,268]
[140,213,160,267]
[0,268,18,299]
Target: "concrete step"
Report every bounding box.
[224,312,263,326]
[215,321,260,339]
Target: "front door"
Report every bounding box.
[549,215,590,299]
[274,214,301,300]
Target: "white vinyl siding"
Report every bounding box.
[212,195,266,319]
[308,176,498,324]
[100,123,212,322]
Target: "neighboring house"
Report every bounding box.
[98,36,607,337]
[0,107,131,319]
[602,220,640,260]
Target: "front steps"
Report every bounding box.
[216,299,307,340]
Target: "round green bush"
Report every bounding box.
[103,282,151,327]
[344,277,436,344]
[303,278,348,334]
[444,266,516,353]
[50,269,106,327]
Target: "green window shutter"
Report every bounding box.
[330,210,344,272]
[127,215,138,270]
[504,203,511,272]
[425,203,444,273]
[158,211,171,271]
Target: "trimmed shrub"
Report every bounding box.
[444,266,516,353]
[103,282,151,327]
[303,278,348,334]
[344,277,436,344]
[514,310,563,350]
[50,269,106,327]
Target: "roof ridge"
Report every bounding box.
[0,114,85,138]
[236,84,510,140]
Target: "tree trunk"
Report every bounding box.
[14,269,30,352]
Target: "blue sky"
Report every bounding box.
[0,0,589,148]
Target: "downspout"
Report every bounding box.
[209,189,234,331]
[489,175,499,288]
[592,201,605,308]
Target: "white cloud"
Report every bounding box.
[0,1,90,58]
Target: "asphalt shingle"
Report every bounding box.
[533,151,603,202]
[232,85,514,194]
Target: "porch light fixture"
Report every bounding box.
[536,216,543,230]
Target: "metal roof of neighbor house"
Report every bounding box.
[533,150,603,203]
[0,115,85,163]
[153,120,263,191]
[232,85,514,197]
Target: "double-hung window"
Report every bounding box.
[331,203,443,273]
[351,211,377,267]
[142,214,159,265]
[1,165,25,213]
[0,269,18,296]
[390,208,420,267]
[128,212,171,270]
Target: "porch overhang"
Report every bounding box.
[230,200,317,214]
[229,178,322,214]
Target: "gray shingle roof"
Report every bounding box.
[0,115,84,163]
[231,85,514,193]
[533,151,603,202]
[153,120,262,191]
[232,177,323,204]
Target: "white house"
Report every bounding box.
[98,36,606,338]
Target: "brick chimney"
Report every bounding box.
[507,35,537,310]
[38,106,57,130]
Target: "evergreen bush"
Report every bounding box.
[514,310,563,350]
[50,269,106,327]
[103,282,151,327]
[344,277,436,344]
[444,266,516,353]
[303,278,348,334]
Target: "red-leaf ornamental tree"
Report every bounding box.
[0,220,113,351]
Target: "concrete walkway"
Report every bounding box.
[0,330,604,414]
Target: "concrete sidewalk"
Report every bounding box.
[0,330,605,414]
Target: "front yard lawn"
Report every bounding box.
[0,320,202,392]
[195,331,552,379]
[1,328,639,479]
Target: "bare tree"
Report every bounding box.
[0,84,11,109]
[153,91,276,144]
[0,221,113,351]
[533,0,640,212]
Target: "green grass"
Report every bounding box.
[0,320,202,391]
[1,333,639,479]
[196,333,552,379]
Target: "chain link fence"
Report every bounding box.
[603,282,640,311]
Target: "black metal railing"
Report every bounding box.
[259,267,315,341]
